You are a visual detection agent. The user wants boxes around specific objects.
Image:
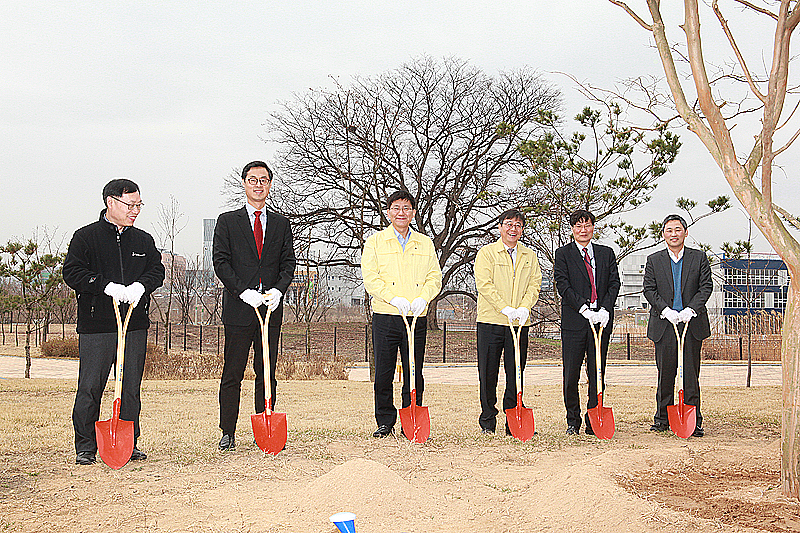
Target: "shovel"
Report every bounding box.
[586,321,615,439]
[398,313,430,443]
[251,307,288,454]
[95,299,135,470]
[668,319,697,439]
[504,317,535,442]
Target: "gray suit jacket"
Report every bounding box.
[643,247,712,342]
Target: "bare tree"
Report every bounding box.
[151,196,187,324]
[249,56,560,329]
[611,0,800,498]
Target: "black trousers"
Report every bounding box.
[372,313,426,428]
[218,318,280,436]
[561,325,610,429]
[476,322,529,431]
[72,329,147,454]
[654,322,703,427]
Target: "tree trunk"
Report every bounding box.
[24,319,31,379]
[364,290,375,382]
[427,299,439,330]
[782,275,800,498]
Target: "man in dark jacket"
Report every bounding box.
[643,214,712,437]
[213,161,295,451]
[63,178,165,465]
[554,209,620,435]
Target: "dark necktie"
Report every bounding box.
[254,211,263,258]
[583,247,597,304]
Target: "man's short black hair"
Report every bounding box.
[241,161,273,181]
[569,209,595,226]
[499,209,525,226]
[102,179,139,204]
[386,190,416,210]
[662,214,688,231]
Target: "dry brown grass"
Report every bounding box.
[0,378,781,461]
[0,378,787,533]
[39,338,79,358]
[142,345,349,381]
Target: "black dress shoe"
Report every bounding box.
[566,426,579,436]
[372,425,393,438]
[130,447,147,461]
[481,428,495,435]
[650,422,670,432]
[219,433,236,450]
[692,426,704,437]
[75,451,96,465]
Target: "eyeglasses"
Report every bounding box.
[389,206,414,213]
[111,197,144,211]
[573,223,593,230]
[501,222,523,230]
[246,177,271,186]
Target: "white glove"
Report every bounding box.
[596,308,610,328]
[126,282,145,307]
[514,307,530,326]
[104,282,129,303]
[240,289,265,309]
[678,307,696,322]
[409,297,427,317]
[662,308,681,325]
[264,288,282,312]
[390,296,411,315]
[580,307,594,321]
[501,306,516,321]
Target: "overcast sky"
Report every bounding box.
[2,1,798,259]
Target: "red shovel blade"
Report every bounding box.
[505,392,535,442]
[667,389,697,439]
[399,390,430,443]
[587,392,615,440]
[251,400,287,455]
[95,398,134,470]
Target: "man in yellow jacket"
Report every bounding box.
[361,190,442,438]
[474,209,542,434]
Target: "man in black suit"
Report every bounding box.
[554,209,620,435]
[643,214,712,437]
[212,161,296,450]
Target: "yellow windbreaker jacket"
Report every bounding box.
[361,226,442,315]
[475,239,542,326]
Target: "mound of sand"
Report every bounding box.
[299,458,418,524]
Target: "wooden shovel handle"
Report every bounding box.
[400,313,419,392]
[112,299,134,403]
[254,307,273,414]
[672,317,692,395]
[507,318,523,397]
[589,322,604,393]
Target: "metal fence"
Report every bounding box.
[3,320,781,363]
[143,322,782,363]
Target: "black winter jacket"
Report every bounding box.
[63,210,165,334]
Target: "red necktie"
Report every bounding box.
[583,247,597,304]
[254,211,263,258]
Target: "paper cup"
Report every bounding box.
[329,512,356,533]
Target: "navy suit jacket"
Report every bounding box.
[212,206,296,327]
[554,242,620,332]
[643,247,712,342]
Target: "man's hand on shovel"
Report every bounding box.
[409,297,426,317]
